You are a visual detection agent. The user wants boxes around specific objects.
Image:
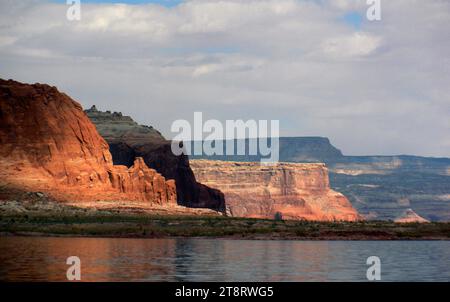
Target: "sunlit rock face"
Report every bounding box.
[0,79,176,205]
[190,160,360,221]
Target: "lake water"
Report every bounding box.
[0,237,449,281]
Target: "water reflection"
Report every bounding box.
[0,237,449,281]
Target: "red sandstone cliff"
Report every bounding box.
[190,160,360,221]
[0,79,176,205]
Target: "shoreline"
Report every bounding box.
[1,214,449,241]
[1,197,448,241]
[1,232,450,241]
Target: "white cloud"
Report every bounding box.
[192,64,220,76]
[0,0,449,157]
[322,32,382,58]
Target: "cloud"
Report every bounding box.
[322,32,382,58]
[0,0,449,157]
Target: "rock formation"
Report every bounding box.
[192,138,450,222]
[0,79,176,205]
[394,209,430,223]
[189,137,344,163]
[109,157,177,205]
[85,105,166,146]
[85,106,225,212]
[190,160,360,221]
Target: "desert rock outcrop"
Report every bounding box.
[85,106,225,212]
[0,79,176,205]
[190,160,360,221]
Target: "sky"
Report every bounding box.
[54,0,183,6]
[0,0,449,157]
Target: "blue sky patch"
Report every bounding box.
[343,11,363,29]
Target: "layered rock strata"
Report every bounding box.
[190,160,360,221]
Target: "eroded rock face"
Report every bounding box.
[109,158,177,205]
[0,79,176,205]
[85,107,225,212]
[190,160,360,221]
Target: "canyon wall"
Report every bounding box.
[190,160,360,221]
[85,106,225,212]
[191,138,450,221]
[0,79,176,205]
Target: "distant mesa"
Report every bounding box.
[189,137,344,163]
[394,209,430,223]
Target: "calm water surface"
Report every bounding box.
[0,237,449,281]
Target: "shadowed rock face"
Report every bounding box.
[85,107,225,212]
[0,79,176,205]
[133,143,225,211]
[109,142,136,167]
[190,160,360,221]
